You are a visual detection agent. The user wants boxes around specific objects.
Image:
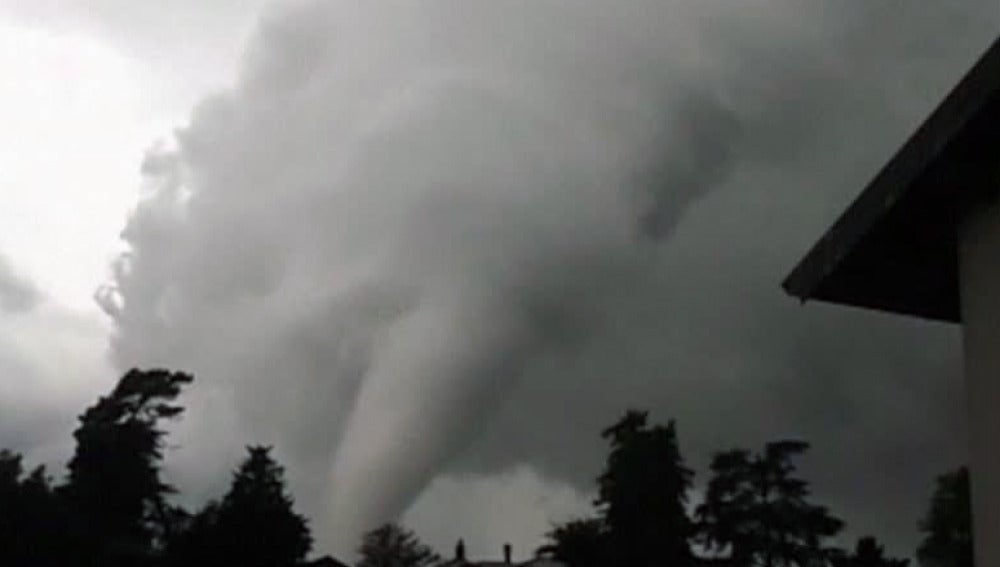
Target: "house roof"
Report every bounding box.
[782,35,1000,322]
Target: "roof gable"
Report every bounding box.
[783,35,1000,322]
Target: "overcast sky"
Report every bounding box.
[0,1,997,562]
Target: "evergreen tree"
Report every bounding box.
[596,410,694,567]
[696,440,843,567]
[357,522,440,567]
[62,368,193,564]
[168,445,312,567]
[916,468,972,567]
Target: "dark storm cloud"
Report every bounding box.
[99,0,998,557]
[452,4,992,554]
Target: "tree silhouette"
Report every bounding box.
[0,383,936,567]
[167,445,312,567]
[0,449,74,566]
[61,368,193,564]
[537,517,609,567]
[916,467,972,567]
[357,522,440,567]
[696,440,843,567]
[831,537,909,567]
[162,500,221,566]
[596,410,694,567]
[0,450,33,560]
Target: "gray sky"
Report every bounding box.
[0,0,997,561]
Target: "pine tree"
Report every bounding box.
[182,445,313,567]
[62,368,193,564]
[596,410,694,567]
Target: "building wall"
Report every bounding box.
[958,196,1000,567]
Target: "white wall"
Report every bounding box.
[959,195,1000,567]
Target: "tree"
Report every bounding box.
[168,445,312,567]
[0,450,71,566]
[161,501,221,567]
[218,445,312,565]
[0,450,33,562]
[696,440,843,567]
[916,468,972,567]
[357,522,440,567]
[62,368,193,563]
[596,410,694,567]
[537,517,610,567]
[833,537,909,567]
[0,448,21,487]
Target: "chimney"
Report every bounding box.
[503,544,512,564]
[455,539,466,562]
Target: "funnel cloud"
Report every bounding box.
[100,0,998,557]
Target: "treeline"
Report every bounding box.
[0,370,974,567]
[368,412,972,567]
[0,369,310,567]
[533,411,968,567]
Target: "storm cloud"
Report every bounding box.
[99,1,998,558]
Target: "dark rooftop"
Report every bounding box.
[783,35,1000,322]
